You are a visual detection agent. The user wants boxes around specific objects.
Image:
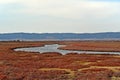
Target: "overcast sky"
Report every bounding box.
[0,0,120,33]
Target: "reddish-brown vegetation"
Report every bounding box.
[0,41,120,80]
[61,41,120,52]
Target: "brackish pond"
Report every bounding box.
[14,44,120,55]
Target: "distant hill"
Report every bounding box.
[0,32,120,41]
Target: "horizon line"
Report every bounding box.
[0,31,120,34]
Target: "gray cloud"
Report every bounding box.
[0,0,120,33]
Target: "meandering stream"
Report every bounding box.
[14,44,120,55]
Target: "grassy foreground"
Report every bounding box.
[0,41,120,80]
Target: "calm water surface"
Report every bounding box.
[14,44,120,55]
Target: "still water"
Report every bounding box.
[14,44,120,55]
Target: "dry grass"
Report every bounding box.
[0,41,120,80]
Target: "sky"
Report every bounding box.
[0,0,120,33]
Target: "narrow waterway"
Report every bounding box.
[14,44,120,55]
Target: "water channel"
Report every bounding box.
[14,44,120,55]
